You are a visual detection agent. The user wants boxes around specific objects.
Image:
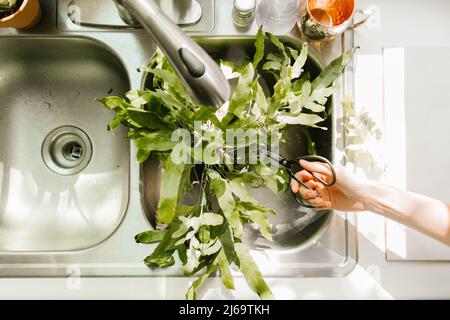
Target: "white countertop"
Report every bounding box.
[0,0,449,299]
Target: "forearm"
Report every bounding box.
[362,181,450,246]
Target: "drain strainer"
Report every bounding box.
[42,126,93,176]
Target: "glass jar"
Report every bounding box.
[256,0,299,34]
[233,0,256,28]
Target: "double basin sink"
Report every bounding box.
[0,1,356,278]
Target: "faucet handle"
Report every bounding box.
[178,48,206,78]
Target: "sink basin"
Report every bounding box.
[0,37,130,252]
[140,37,355,277]
[0,1,356,279]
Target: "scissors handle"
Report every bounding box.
[289,155,337,209]
[291,190,317,208]
[297,155,336,186]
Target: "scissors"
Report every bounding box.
[268,154,337,209]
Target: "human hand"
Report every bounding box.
[290,160,369,212]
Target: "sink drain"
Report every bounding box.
[42,126,93,176]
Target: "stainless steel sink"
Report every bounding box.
[0,0,357,278]
[0,37,130,252]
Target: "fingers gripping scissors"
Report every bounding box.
[268,154,337,209]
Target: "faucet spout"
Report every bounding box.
[114,0,230,109]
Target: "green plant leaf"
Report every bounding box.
[219,225,237,263]
[229,180,255,202]
[136,149,151,163]
[200,212,224,226]
[177,245,188,265]
[98,96,129,111]
[175,205,200,217]
[226,171,265,188]
[217,250,235,289]
[150,89,186,113]
[253,163,282,193]
[253,26,265,69]
[156,152,186,224]
[199,226,210,243]
[134,131,177,152]
[292,43,308,79]
[247,211,273,240]
[235,243,273,300]
[142,67,191,102]
[262,61,282,71]
[143,220,181,268]
[127,108,170,131]
[172,222,190,239]
[145,251,175,268]
[276,113,325,128]
[221,63,255,125]
[135,230,168,244]
[266,32,285,53]
[186,259,218,300]
[236,201,275,241]
[208,170,243,238]
[311,47,357,90]
[126,90,154,107]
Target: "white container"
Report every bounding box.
[255,0,299,34]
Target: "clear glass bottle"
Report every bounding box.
[233,0,256,28]
[255,0,299,34]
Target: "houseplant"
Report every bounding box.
[0,0,41,29]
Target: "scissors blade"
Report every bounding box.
[265,152,285,166]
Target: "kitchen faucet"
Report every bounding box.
[113,0,230,109]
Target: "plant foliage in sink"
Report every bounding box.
[99,28,355,299]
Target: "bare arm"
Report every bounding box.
[363,182,450,246]
[291,160,450,246]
